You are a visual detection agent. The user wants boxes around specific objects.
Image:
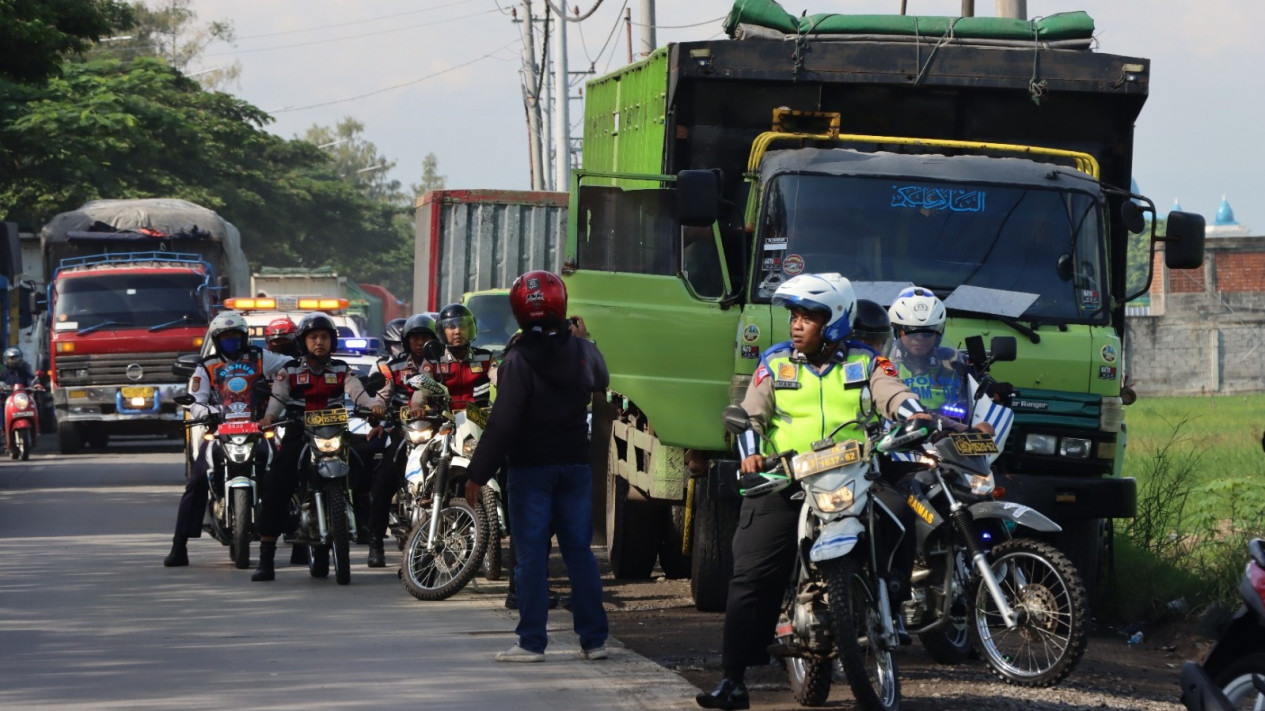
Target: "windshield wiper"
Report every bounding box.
[947,308,1041,344]
[77,320,132,336]
[149,314,206,332]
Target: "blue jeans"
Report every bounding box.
[506,463,608,653]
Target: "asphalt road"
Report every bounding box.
[0,436,699,710]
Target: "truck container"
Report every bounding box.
[412,189,567,311]
[566,4,1205,610]
[250,269,347,300]
[40,198,250,453]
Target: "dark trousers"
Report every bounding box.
[259,427,304,538]
[173,440,213,539]
[369,435,408,538]
[720,491,800,674]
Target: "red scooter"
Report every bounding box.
[3,383,42,461]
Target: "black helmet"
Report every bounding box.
[403,313,437,342]
[436,303,476,348]
[851,299,892,355]
[295,313,338,355]
[381,317,406,348]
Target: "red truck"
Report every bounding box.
[40,199,249,453]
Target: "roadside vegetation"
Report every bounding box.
[1103,393,1265,623]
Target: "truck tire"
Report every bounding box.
[57,421,81,455]
[85,430,108,450]
[606,465,658,580]
[1057,519,1104,600]
[690,479,739,612]
[658,503,692,579]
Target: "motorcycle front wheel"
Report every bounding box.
[821,556,901,711]
[18,429,30,461]
[230,487,253,569]
[325,482,351,585]
[479,486,503,581]
[970,538,1088,687]
[1212,651,1265,710]
[401,497,486,601]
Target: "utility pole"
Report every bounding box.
[553,4,570,191]
[961,0,975,17]
[995,0,1027,19]
[639,0,656,58]
[625,7,633,66]
[518,1,545,190]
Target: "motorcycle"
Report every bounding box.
[290,406,359,585]
[1197,537,1265,709]
[1181,660,1265,711]
[3,383,42,461]
[722,405,902,711]
[890,335,1089,687]
[398,373,491,601]
[192,414,272,569]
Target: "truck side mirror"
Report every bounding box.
[1120,201,1147,234]
[172,353,201,379]
[989,337,1017,362]
[1163,211,1206,270]
[722,404,751,435]
[677,170,721,227]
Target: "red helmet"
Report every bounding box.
[509,270,567,328]
[264,317,297,342]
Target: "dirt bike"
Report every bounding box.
[3,383,42,461]
[290,406,359,586]
[889,335,1089,687]
[1197,537,1265,710]
[398,373,491,601]
[722,405,901,711]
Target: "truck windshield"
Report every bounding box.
[54,272,210,332]
[756,174,1108,323]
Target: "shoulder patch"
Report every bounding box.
[753,364,771,386]
[875,356,899,378]
[842,361,867,385]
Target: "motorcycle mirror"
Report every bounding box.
[964,335,988,369]
[989,337,1017,363]
[172,353,201,379]
[173,393,196,406]
[722,405,751,435]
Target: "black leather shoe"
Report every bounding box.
[695,679,749,710]
[162,547,188,567]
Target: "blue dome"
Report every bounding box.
[1214,195,1238,225]
[1172,198,1183,212]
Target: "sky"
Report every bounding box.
[187,0,1264,230]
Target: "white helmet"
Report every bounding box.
[887,286,947,336]
[208,311,249,358]
[772,273,856,343]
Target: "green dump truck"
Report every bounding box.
[565,5,1205,610]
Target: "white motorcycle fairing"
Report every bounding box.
[809,516,866,563]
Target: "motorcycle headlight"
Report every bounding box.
[462,436,477,457]
[225,442,253,463]
[813,485,854,513]
[228,434,249,445]
[968,472,996,496]
[12,393,31,410]
[314,435,342,453]
[406,427,434,444]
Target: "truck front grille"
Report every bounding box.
[55,352,192,386]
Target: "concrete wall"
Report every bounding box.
[1126,236,1265,395]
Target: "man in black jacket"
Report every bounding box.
[464,270,609,663]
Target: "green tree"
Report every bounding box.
[90,0,241,89]
[302,118,405,206]
[0,0,134,84]
[410,152,446,199]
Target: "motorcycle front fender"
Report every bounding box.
[968,500,1062,533]
[809,516,865,563]
[316,457,349,479]
[226,476,254,490]
[404,446,426,482]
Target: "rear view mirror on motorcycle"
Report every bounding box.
[173,393,196,407]
[172,353,201,379]
[721,405,751,435]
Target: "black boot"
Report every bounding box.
[367,537,385,568]
[252,541,276,582]
[695,678,749,710]
[163,535,189,567]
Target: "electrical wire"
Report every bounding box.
[234,0,480,40]
[632,14,728,30]
[582,0,629,71]
[542,0,606,23]
[270,40,519,113]
[205,8,501,57]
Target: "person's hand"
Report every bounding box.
[909,412,932,421]
[464,480,481,508]
[259,413,274,429]
[368,424,386,441]
[569,315,589,339]
[740,454,766,475]
[973,421,996,437]
[371,403,386,418]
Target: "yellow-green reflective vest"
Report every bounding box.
[893,360,960,413]
[763,349,871,456]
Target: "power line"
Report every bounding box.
[271,40,519,113]
[205,8,501,57]
[234,0,479,41]
[577,0,629,70]
[632,14,728,30]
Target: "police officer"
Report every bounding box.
[264,317,301,358]
[424,303,492,412]
[851,298,893,356]
[163,312,290,567]
[252,313,386,582]
[697,273,927,711]
[381,317,408,359]
[365,313,439,567]
[887,286,959,410]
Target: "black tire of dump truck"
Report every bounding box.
[1057,518,1105,599]
[606,465,659,579]
[690,479,739,612]
[57,421,81,455]
[658,503,692,580]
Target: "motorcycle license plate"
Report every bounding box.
[791,440,862,480]
[466,404,489,428]
[304,408,349,427]
[948,432,999,456]
[11,411,33,418]
[120,386,154,399]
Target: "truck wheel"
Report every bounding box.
[606,465,658,579]
[85,430,108,450]
[1057,519,1104,600]
[57,421,81,455]
[658,503,692,579]
[690,479,739,611]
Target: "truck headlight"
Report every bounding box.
[814,485,854,513]
[1059,437,1093,458]
[1024,434,1057,455]
[314,435,342,453]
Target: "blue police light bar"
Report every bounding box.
[336,337,383,355]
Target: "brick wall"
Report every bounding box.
[1215,252,1265,292]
